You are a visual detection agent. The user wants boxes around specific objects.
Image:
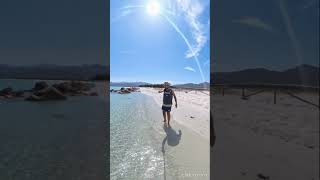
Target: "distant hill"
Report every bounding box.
[0,64,108,80]
[212,64,319,87]
[174,82,209,89]
[1,64,318,86]
[138,82,209,89]
[110,82,150,87]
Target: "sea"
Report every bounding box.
[0,79,107,180]
[110,86,166,179]
[110,86,210,180]
[0,81,209,180]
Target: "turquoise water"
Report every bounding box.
[0,79,38,90]
[110,87,210,180]
[0,80,107,179]
[110,90,165,179]
[1,81,209,179]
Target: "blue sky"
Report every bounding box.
[0,0,106,65]
[213,0,319,72]
[1,0,317,77]
[110,0,210,84]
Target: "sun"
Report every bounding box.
[146,1,161,16]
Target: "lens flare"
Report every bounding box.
[117,2,206,82]
[146,1,161,16]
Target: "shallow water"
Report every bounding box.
[0,80,107,180]
[110,91,163,179]
[0,79,38,90]
[110,87,210,179]
[1,81,209,179]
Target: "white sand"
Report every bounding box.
[212,89,319,180]
[140,87,210,140]
[140,87,210,179]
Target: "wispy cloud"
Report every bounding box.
[112,1,209,82]
[111,5,144,23]
[171,0,209,59]
[111,9,133,23]
[232,17,274,32]
[115,0,209,60]
[184,66,196,72]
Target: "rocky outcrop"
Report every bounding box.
[27,81,96,101]
[33,81,49,91]
[52,81,93,95]
[119,88,131,94]
[1,81,98,101]
[26,87,67,101]
[0,87,13,95]
[110,87,140,94]
[0,87,25,99]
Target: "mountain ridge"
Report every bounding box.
[212,64,319,87]
[0,64,108,80]
[0,64,318,86]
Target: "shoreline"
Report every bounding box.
[140,87,210,141]
[1,80,107,101]
[110,88,210,179]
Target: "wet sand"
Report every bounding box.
[140,87,210,179]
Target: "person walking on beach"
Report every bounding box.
[158,82,177,126]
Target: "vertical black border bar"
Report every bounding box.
[210,0,215,179]
[106,0,110,179]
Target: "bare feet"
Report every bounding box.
[164,122,168,128]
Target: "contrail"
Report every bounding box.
[278,0,303,63]
[119,5,144,10]
[277,0,307,83]
[115,3,206,82]
[161,13,206,82]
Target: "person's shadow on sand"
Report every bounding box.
[162,125,182,153]
[161,125,182,180]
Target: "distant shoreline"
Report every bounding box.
[0,78,108,82]
[211,83,319,92]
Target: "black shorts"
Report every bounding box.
[162,105,172,112]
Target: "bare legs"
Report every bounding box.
[167,112,171,126]
[162,111,166,122]
[162,111,171,127]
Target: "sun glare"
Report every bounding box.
[146,1,161,16]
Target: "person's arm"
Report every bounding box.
[172,90,177,108]
[158,89,164,93]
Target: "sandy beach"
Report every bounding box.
[140,87,210,140]
[211,88,319,180]
[133,87,210,179]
